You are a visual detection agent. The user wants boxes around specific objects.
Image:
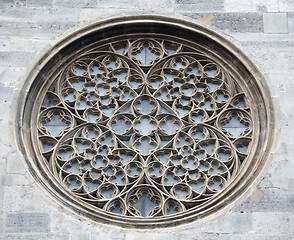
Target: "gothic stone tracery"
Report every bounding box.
[38,37,252,218]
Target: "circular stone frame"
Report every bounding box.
[17,16,275,228]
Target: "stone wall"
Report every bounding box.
[0,0,294,239]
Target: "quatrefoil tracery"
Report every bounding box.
[38,37,252,217]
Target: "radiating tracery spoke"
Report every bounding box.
[38,37,253,218]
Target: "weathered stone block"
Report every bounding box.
[3,185,51,212]
[70,233,90,240]
[233,188,294,212]
[0,0,13,6]
[252,212,294,235]
[0,21,78,38]
[176,232,219,240]
[50,209,95,233]
[263,13,288,34]
[54,0,97,8]
[0,51,36,68]
[213,13,263,32]
[0,214,3,235]
[0,66,27,89]
[5,213,50,233]
[175,0,224,13]
[3,233,69,240]
[0,83,13,102]
[184,13,263,32]
[135,0,172,12]
[6,152,26,174]
[1,174,31,186]
[287,13,294,33]
[225,0,279,12]
[91,230,125,240]
[25,0,53,7]
[99,0,135,9]
[79,9,125,22]
[215,212,253,234]
[279,0,294,12]
[125,231,174,240]
[219,234,289,240]
[0,7,80,23]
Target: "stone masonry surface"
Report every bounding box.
[0,0,294,239]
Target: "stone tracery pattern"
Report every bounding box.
[38,38,252,217]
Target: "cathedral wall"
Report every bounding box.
[0,0,294,239]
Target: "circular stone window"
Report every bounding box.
[18,16,274,227]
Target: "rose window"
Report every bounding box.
[19,17,274,227]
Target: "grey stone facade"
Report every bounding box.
[0,0,293,239]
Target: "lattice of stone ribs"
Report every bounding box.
[38,38,252,217]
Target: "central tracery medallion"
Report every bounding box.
[39,37,252,218]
